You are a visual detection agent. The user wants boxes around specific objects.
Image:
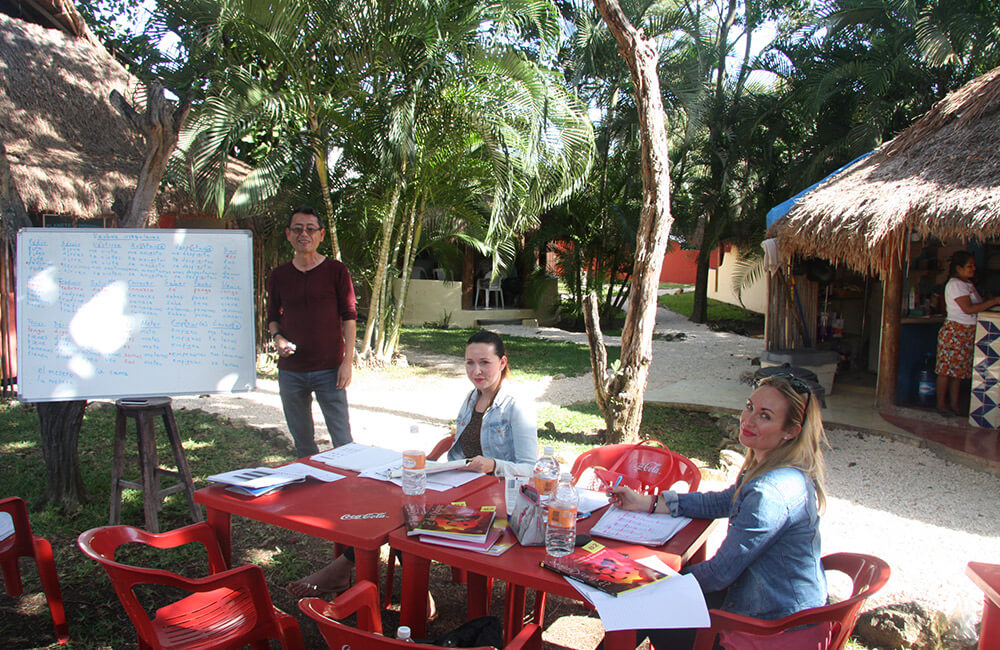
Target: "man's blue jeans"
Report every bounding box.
[278,368,352,457]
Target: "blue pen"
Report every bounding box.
[607,475,623,496]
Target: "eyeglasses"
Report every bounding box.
[289,225,323,235]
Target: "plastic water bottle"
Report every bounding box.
[545,472,578,557]
[532,446,559,504]
[401,425,426,496]
[396,626,414,642]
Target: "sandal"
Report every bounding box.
[286,579,349,599]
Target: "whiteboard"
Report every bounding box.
[16,228,257,402]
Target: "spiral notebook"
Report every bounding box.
[589,506,691,546]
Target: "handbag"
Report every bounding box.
[418,616,503,648]
[509,483,547,546]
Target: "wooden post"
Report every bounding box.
[876,257,903,406]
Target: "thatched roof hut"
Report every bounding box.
[0,9,144,219]
[769,66,1000,273]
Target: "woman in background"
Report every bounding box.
[936,251,1000,416]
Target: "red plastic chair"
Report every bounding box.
[301,580,542,650]
[78,522,304,650]
[691,552,891,650]
[570,440,701,495]
[0,497,69,645]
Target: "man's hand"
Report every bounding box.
[275,336,296,358]
[337,362,353,389]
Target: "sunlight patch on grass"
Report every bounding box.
[2,440,37,451]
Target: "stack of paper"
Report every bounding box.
[312,443,401,472]
[589,506,691,546]
[207,467,306,497]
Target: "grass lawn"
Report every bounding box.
[657,292,764,337]
[399,327,620,380]
[537,402,726,469]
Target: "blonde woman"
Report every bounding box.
[610,375,827,648]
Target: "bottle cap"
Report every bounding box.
[543,446,554,455]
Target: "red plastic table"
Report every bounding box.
[390,478,716,649]
[968,561,1000,649]
[194,458,492,592]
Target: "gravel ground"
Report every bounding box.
[175,304,1000,638]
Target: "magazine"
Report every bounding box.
[419,516,513,555]
[542,541,669,596]
[402,502,430,535]
[414,502,497,544]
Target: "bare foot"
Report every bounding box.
[287,554,353,599]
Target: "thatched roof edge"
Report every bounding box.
[768,66,1000,274]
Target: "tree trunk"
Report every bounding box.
[590,0,674,444]
[36,401,88,512]
[111,84,190,228]
[387,193,424,357]
[4,144,90,510]
[311,116,342,260]
[360,181,403,358]
[691,251,710,323]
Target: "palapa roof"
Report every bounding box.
[769,66,1000,274]
[0,10,145,218]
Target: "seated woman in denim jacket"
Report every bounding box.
[288,330,537,600]
[609,375,827,649]
[448,329,537,477]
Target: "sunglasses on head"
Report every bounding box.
[756,372,813,408]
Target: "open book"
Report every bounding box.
[542,540,669,596]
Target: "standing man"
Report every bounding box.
[267,205,357,457]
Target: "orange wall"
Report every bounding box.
[660,240,699,283]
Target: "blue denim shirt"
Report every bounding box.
[663,466,826,620]
[448,384,537,477]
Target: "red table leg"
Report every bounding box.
[205,507,232,568]
[355,547,381,592]
[467,572,490,620]
[503,584,527,646]
[399,551,432,638]
[981,598,1000,649]
[604,629,638,650]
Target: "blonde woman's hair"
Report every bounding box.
[735,376,828,512]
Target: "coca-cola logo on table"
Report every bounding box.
[340,512,389,520]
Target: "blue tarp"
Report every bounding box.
[765,152,873,229]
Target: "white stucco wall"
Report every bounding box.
[705,245,767,314]
[392,277,560,328]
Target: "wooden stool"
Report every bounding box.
[110,397,202,532]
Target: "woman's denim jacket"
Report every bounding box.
[662,466,826,620]
[448,384,537,477]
